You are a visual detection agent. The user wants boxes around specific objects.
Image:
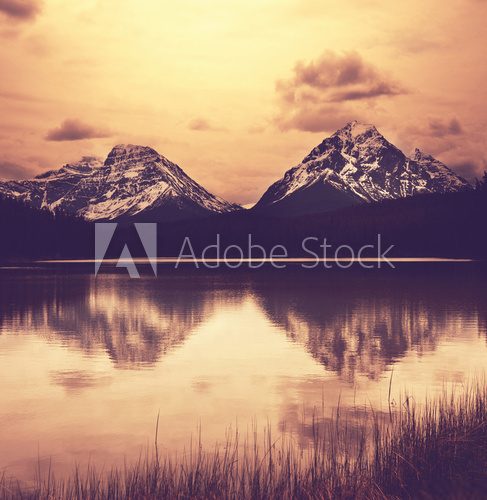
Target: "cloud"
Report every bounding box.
[401,118,485,182]
[276,51,403,102]
[449,159,487,181]
[0,160,34,179]
[428,118,463,137]
[0,88,49,103]
[275,105,360,133]
[403,118,465,149]
[450,160,480,180]
[274,51,404,132]
[0,0,42,21]
[45,118,111,141]
[330,82,402,102]
[188,117,226,132]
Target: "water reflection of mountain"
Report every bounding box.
[0,271,243,368]
[1,266,486,375]
[252,268,487,381]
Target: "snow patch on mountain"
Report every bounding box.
[0,145,240,220]
[255,121,470,212]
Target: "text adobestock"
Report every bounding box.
[176,234,395,269]
[94,223,395,277]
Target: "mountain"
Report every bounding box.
[0,145,240,221]
[253,121,470,216]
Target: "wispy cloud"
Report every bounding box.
[45,118,111,141]
[450,160,482,180]
[274,51,404,132]
[0,159,34,179]
[402,117,484,182]
[0,0,42,22]
[188,117,226,132]
[428,118,463,137]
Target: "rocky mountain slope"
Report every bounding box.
[254,121,469,215]
[0,145,240,221]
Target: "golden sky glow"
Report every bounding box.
[0,0,486,204]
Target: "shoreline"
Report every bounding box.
[2,383,486,499]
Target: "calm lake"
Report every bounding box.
[1,264,486,482]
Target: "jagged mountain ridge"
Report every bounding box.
[0,145,240,221]
[0,124,471,222]
[254,121,470,215]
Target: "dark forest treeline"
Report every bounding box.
[153,188,487,259]
[0,197,92,260]
[0,184,486,261]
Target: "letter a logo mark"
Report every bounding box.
[94,223,157,278]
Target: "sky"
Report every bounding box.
[0,0,486,205]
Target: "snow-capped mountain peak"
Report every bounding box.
[338,120,378,139]
[254,121,470,215]
[412,148,435,162]
[104,144,161,166]
[0,145,240,221]
[410,148,468,192]
[34,156,103,181]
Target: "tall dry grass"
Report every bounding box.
[1,382,486,499]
